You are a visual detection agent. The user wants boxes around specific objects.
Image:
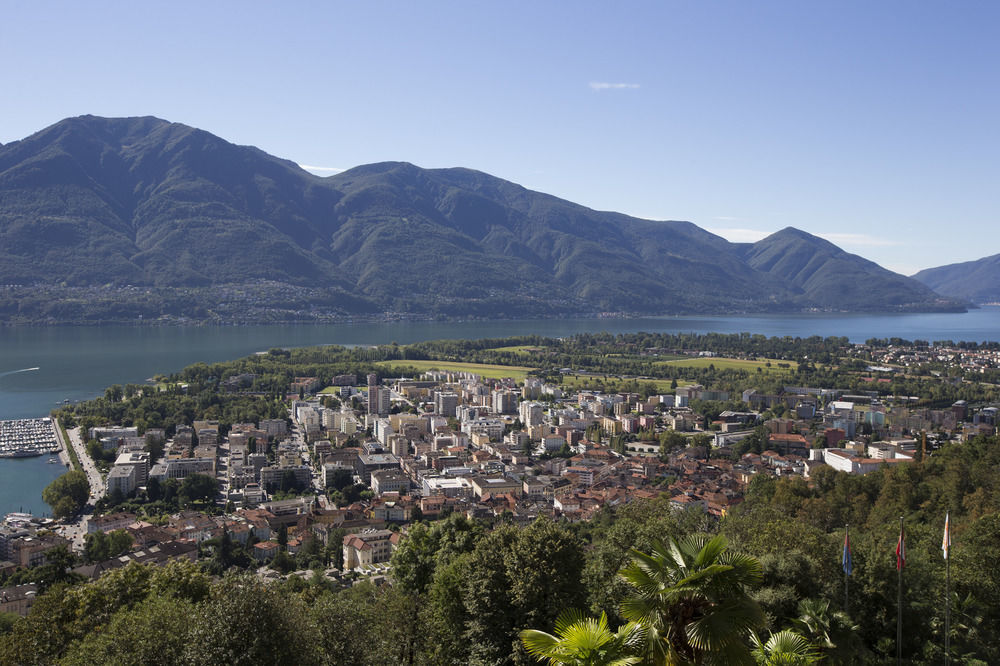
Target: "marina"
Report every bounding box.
[0,418,60,458]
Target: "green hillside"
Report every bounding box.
[0,116,965,322]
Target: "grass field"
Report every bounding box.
[655,357,798,372]
[559,374,685,393]
[489,345,543,354]
[376,359,536,381]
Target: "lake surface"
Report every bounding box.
[2,308,999,514]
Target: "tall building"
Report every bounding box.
[492,389,518,415]
[435,391,458,417]
[519,401,544,428]
[366,374,384,416]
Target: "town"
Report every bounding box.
[3,332,998,623]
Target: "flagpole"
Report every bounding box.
[945,552,950,665]
[844,523,850,615]
[944,511,951,666]
[897,516,904,665]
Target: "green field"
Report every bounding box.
[655,357,798,372]
[489,345,543,354]
[320,385,361,394]
[559,374,684,393]
[376,360,536,381]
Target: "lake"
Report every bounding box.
[2,308,999,514]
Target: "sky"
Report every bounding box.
[2,1,998,275]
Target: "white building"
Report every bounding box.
[343,529,397,570]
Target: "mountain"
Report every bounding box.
[912,254,1000,304]
[742,227,951,310]
[0,115,963,323]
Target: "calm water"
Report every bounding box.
[2,308,999,514]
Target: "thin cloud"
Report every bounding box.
[706,227,773,243]
[816,232,900,248]
[712,216,744,222]
[589,81,640,91]
[299,164,346,175]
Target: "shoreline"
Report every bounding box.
[0,303,980,329]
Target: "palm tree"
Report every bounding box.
[519,609,646,666]
[791,598,865,664]
[749,630,819,665]
[618,534,764,665]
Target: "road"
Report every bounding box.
[58,425,105,550]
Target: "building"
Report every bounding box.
[253,541,279,563]
[462,417,505,441]
[366,374,390,416]
[519,401,544,428]
[355,453,401,480]
[259,464,312,492]
[333,373,357,386]
[113,451,150,485]
[0,583,37,616]
[342,529,398,570]
[492,389,518,415]
[87,512,136,534]
[371,469,410,495]
[823,448,912,475]
[434,392,459,417]
[260,419,288,438]
[8,535,71,568]
[471,475,522,500]
[106,465,138,497]
[148,457,215,482]
[421,475,473,498]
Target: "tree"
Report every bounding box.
[618,534,764,665]
[749,630,819,666]
[520,609,645,666]
[271,550,296,574]
[183,574,322,665]
[178,473,217,506]
[659,431,687,460]
[42,470,90,519]
[60,595,195,666]
[146,476,162,502]
[391,514,484,595]
[83,529,133,563]
[203,528,252,575]
[277,523,288,549]
[460,518,587,665]
[791,598,866,664]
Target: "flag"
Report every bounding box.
[842,528,852,575]
[896,523,906,570]
[942,512,951,560]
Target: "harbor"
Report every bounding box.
[0,418,60,458]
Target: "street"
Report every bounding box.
[52,422,105,550]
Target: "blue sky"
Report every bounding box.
[2,1,997,275]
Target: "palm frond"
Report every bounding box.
[520,629,562,660]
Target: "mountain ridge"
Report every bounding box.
[0,115,964,323]
[912,254,1000,304]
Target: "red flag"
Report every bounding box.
[896,523,906,570]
